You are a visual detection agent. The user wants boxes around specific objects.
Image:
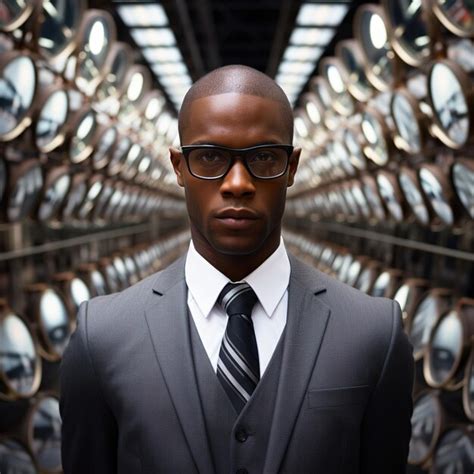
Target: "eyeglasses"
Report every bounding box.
[180,144,294,180]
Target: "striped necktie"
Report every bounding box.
[217,282,260,413]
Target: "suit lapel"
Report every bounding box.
[143,256,215,474]
[263,255,331,473]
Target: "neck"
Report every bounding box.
[191,229,281,282]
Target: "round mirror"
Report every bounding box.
[452,160,474,219]
[38,0,85,60]
[7,161,43,223]
[35,89,69,153]
[105,263,120,293]
[119,66,151,123]
[363,176,386,221]
[355,266,376,293]
[464,348,474,420]
[77,178,103,220]
[408,392,441,465]
[108,136,131,176]
[337,40,372,102]
[429,61,470,149]
[70,278,90,311]
[0,0,35,31]
[419,167,454,226]
[38,289,71,358]
[391,90,422,154]
[92,126,117,170]
[0,438,36,473]
[75,11,116,95]
[344,128,367,170]
[0,310,40,397]
[0,159,6,204]
[112,257,129,288]
[37,170,71,222]
[383,0,432,66]
[61,174,87,221]
[433,0,474,37]
[351,183,371,219]
[399,168,430,226]
[362,110,389,166]
[432,428,474,473]
[371,271,391,297]
[338,254,354,283]
[427,309,462,386]
[90,270,108,296]
[377,173,404,222]
[321,59,354,116]
[354,5,394,91]
[69,108,97,163]
[31,396,61,472]
[0,54,37,141]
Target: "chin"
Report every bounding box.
[209,235,266,257]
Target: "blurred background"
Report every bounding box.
[0,0,473,472]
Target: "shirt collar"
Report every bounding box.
[185,238,290,319]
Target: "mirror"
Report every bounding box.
[0,55,36,140]
[391,91,422,154]
[39,289,71,357]
[399,170,430,226]
[105,264,120,293]
[0,439,36,473]
[38,0,84,60]
[322,60,354,115]
[408,392,439,464]
[363,178,385,221]
[31,397,62,472]
[35,89,69,153]
[77,180,103,220]
[362,112,389,166]
[393,284,410,318]
[419,167,454,226]
[409,295,440,356]
[351,184,371,219]
[0,312,38,396]
[338,41,372,101]
[37,172,71,221]
[0,159,5,204]
[434,0,474,36]
[371,271,390,297]
[338,254,354,283]
[76,13,115,95]
[355,267,375,293]
[92,126,117,170]
[344,128,366,170]
[384,0,432,65]
[432,428,474,473]
[108,136,131,175]
[0,0,35,31]
[428,310,462,385]
[62,175,87,221]
[377,173,403,222]
[70,278,91,310]
[429,62,470,148]
[90,270,107,296]
[452,161,474,219]
[7,163,43,222]
[69,109,97,163]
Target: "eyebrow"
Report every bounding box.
[187,140,285,147]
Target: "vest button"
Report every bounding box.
[236,469,248,474]
[235,427,248,443]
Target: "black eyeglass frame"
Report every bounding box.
[180,143,295,180]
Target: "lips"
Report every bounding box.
[214,208,260,229]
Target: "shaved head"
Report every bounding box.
[178,65,294,142]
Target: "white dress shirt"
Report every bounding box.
[185,238,290,377]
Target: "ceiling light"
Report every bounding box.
[290,27,335,45]
[151,62,188,76]
[283,46,323,62]
[130,28,175,47]
[142,47,183,63]
[296,4,349,26]
[117,4,168,27]
[278,61,315,75]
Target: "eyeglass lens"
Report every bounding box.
[188,147,289,178]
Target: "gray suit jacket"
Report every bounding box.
[60,252,414,474]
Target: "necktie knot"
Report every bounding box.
[218,282,258,318]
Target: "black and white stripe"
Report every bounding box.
[217,282,260,413]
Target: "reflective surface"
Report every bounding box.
[36,90,68,152]
[435,0,474,34]
[362,112,389,166]
[39,0,83,59]
[92,127,117,169]
[7,164,43,222]
[408,392,438,463]
[70,278,91,310]
[385,0,431,64]
[371,271,390,297]
[96,45,130,103]
[0,56,36,138]
[323,62,353,114]
[391,92,421,154]
[432,429,474,474]
[0,0,34,30]
[430,63,469,147]
[0,438,36,474]
[62,178,87,220]
[363,179,385,220]
[377,174,403,221]
[410,295,439,355]
[452,162,474,219]
[39,289,70,356]
[339,43,371,100]
[0,312,37,395]
[429,310,462,384]
[90,270,107,296]
[32,397,62,471]
[419,168,454,226]
[399,171,430,225]
[0,159,5,203]
[70,110,97,163]
[38,174,71,221]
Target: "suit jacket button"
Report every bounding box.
[236,469,248,474]
[235,427,248,443]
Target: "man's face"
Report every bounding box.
[170,92,300,258]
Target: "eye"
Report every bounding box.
[250,151,278,162]
[196,150,226,163]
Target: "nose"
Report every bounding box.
[219,158,256,197]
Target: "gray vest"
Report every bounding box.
[188,312,286,474]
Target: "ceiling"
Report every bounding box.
[93,0,374,110]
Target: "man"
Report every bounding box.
[60,65,414,474]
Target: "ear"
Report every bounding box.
[169,147,185,187]
[287,147,301,187]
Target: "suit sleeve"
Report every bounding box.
[359,300,414,474]
[60,301,118,474]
